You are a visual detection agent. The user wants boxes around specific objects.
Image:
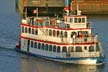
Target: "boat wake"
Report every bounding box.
[0,38,18,49]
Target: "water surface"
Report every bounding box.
[0,0,108,72]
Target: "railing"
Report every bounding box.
[61,35,98,44]
[73,36,96,43]
[63,52,101,58]
[87,22,92,28]
[22,17,50,25]
[70,52,101,58]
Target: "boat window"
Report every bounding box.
[96,44,100,51]
[34,42,37,48]
[61,31,63,37]
[74,18,85,23]
[82,18,85,23]
[74,18,77,23]
[22,26,24,33]
[32,28,34,34]
[78,31,89,37]
[75,46,82,52]
[66,24,70,28]
[46,29,48,35]
[78,31,83,37]
[35,29,38,35]
[62,46,67,52]
[45,21,49,26]
[68,47,74,52]
[45,44,48,51]
[49,45,52,51]
[89,46,94,52]
[53,30,56,36]
[84,46,87,50]
[44,44,46,51]
[53,45,56,52]
[29,28,31,34]
[71,32,77,38]
[70,18,73,22]
[57,31,59,37]
[42,43,44,50]
[25,27,27,33]
[64,32,67,38]
[77,18,81,23]
[49,29,52,36]
[30,41,34,48]
[38,43,41,49]
[82,31,89,37]
[57,46,60,53]
[54,30,57,37]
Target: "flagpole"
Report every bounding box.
[36,8,38,17]
[33,8,38,17]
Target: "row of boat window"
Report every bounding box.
[48,29,67,37]
[22,26,38,35]
[21,26,89,38]
[30,40,100,52]
[65,18,86,23]
[21,26,67,37]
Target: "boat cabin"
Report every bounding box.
[64,16,88,28]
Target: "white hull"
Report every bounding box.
[16,49,103,65]
[39,56,102,65]
[52,58,99,65]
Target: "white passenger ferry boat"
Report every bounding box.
[16,0,104,65]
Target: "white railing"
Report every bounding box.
[63,52,101,58]
[21,32,98,44]
[72,36,97,43]
[62,35,98,44]
[70,52,101,58]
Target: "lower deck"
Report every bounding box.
[20,38,103,59]
[16,46,104,65]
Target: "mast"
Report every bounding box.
[72,0,83,15]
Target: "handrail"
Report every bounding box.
[61,35,98,44]
[64,52,101,58]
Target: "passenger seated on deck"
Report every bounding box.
[77,32,84,38]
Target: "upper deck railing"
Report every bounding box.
[22,16,92,29]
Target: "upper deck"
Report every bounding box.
[22,15,91,29]
[21,15,95,44]
[64,15,89,28]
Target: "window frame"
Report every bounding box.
[62,46,67,52]
[75,46,82,52]
[89,46,94,52]
[57,46,60,53]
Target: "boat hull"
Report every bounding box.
[53,58,103,65]
[16,48,104,65]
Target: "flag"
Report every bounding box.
[33,8,38,14]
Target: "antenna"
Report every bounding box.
[72,0,83,15]
[23,7,27,18]
[25,7,27,18]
